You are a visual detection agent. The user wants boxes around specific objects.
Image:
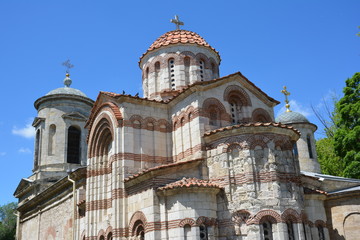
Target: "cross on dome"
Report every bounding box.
[281,86,292,112]
[170,15,184,30]
[62,59,74,87]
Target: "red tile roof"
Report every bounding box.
[204,122,301,136]
[140,30,220,62]
[158,177,223,191]
[124,159,203,182]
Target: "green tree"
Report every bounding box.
[333,72,360,178]
[0,202,17,240]
[316,138,344,176]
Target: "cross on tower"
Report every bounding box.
[62,59,74,74]
[170,15,184,30]
[281,86,292,112]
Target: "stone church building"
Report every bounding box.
[14,21,360,240]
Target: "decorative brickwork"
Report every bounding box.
[281,208,301,223]
[252,108,272,122]
[88,113,114,158]
[179,218,196,227]
[86,198,112,212]
[315,219,327,228]
[124,115,171,132]
[247,209,282,224]
[129,211,147,236]
[223,85,252,106]
[232,210,251,224]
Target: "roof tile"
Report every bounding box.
[158,177,223,191]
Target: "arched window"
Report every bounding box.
[67,126,81,164]
[48,124,56,156]
[184,225,191,240]
[168,58,175,90]
[133,220,145,240]
[199,224,208,240]
[34,129,41,169]
[199,59,205,81]
[99,236,105,240]
[318,226,325,240]
[184,57,190,85]
[262,221,273,240]
[155,61,160,93]
[307,134,313,159]
[287,221,295,240]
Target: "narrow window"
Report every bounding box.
[211,63,217,79]
[199,224,208,240]
[307,135,313,159]
[48,124,56,155]
[145,67,149,79]
[34,130,41,169]
[302,222,308,240]
[229,101,241,124]
[155,62,160,94]
[293,143,298,157]
[107,232,113,240]
[262,221,273,240]
[199,59,205,81]
[168,58,175,90]
[67,126,81,164]
[99,236,105,240]
[287,221,295,240]
[184,225,191,240]
[184,57,190,85]
[209,109,218,126]
[318,226,325,240]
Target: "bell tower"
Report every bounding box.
[32,64,94,183]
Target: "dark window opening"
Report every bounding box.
[67,126,81,164]
[287,221,295,240]
[199,224,208,240]
[307,135,313,159]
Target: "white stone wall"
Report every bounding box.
[292,123,320,173]
[33,97,92,180]
[19,194,74,240]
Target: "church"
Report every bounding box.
[14,17,360,240]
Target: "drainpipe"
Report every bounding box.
[68,174,76,240]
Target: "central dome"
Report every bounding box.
[139,29,221,101]
[144,30,219,58]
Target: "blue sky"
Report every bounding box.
[0,1,359,205]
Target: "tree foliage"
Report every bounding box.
[333,72,360,178]
[0,202,17,240]
[316,138,343,176]
[315,73,360,178]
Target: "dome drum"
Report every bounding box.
[140,30,221,100]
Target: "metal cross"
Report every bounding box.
[170,15,184,30]
[62,59,74,73]
[281,86,292,112]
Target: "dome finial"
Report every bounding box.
[170,15,184,30]
[281,86,292,112]
[62,59,74,87]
